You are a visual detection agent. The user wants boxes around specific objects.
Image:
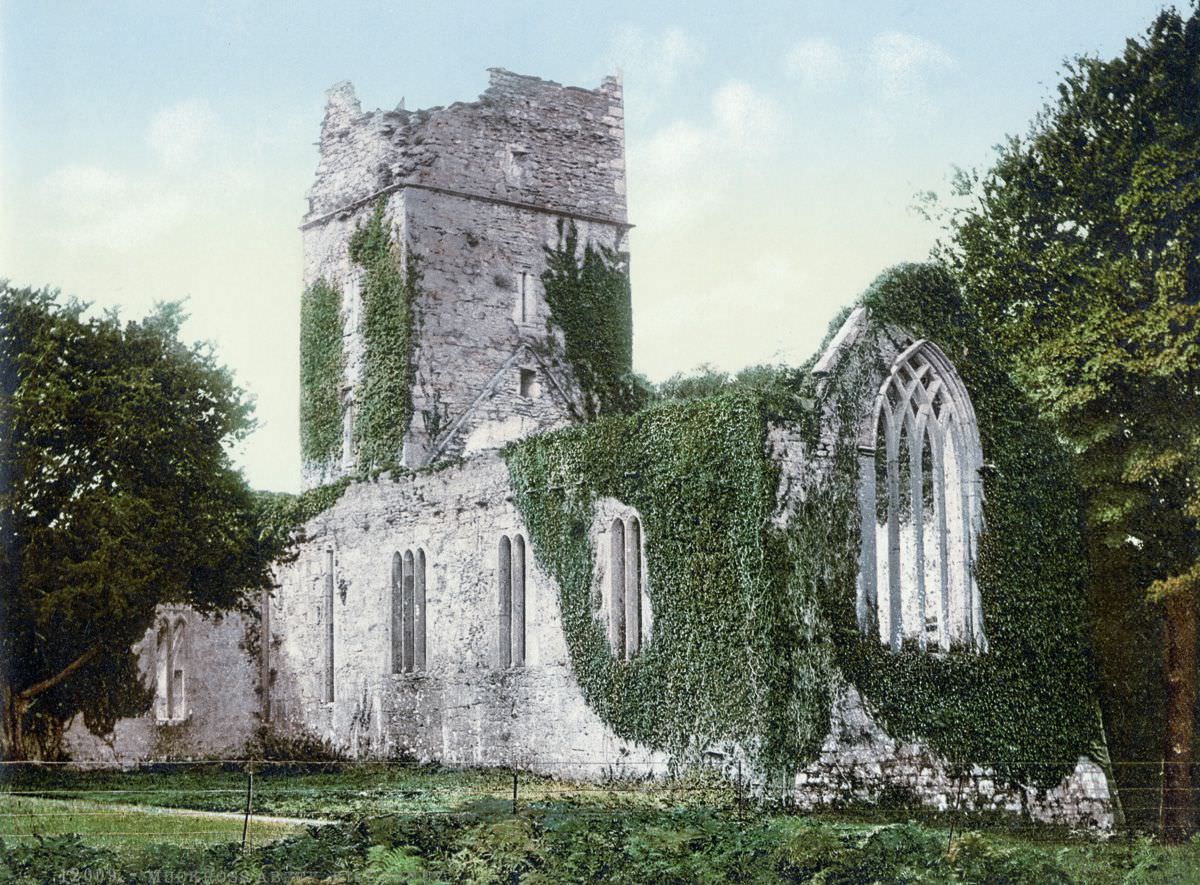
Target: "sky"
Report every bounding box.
[1,1,1178,492]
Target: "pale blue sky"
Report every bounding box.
[1,1,1177,491]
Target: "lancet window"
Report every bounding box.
[155,616,188,723]
[498,534,527,668]
[391,548,427,673]
[607,515,644,660]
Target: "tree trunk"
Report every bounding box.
[2,686,27,762]
[1161,589,1197,842]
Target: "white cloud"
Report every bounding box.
[631,81,782,228]
[146,99,220,168]
[606,25,704,90]
[38,100,232,252]
[712,81,783,150]
[869,32,954,99]
[778,32,954,135]
[41,163,188,250]
[784,37,847,90]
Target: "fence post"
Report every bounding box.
[737,760,744,823]
[241,763,255,852]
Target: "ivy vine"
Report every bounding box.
[806,264,1099,789]
[350,199,420,473]
[505,262,1100,789]
[299,278,345,472]
[504,395,834,770]
[541,219,645,417]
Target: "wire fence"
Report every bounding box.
[2,755,1185,844]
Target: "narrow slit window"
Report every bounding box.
[391,552,403,674]
[625,517,642,659]
[498,535,512,668]
[402,550,415,672]
[512,535,526,667]
[324,548,335,702]
[519,368,536,398]
[170,619,186,720]
[414,548,427,671]
[517,272,534,323]
[609,519,626,659]
[498,534,527,669]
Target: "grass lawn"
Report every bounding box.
[1,763,732,819]
[2,764,1199,882]
[0,794,303,845]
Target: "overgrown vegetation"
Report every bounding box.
[4,766,1197,883]
[505,393,834,770]
[804,264,1098,788]
[934,6,1200,838]
[541,219,645,417]
[0,286,285,761]
[350,198,419,473]
[506,262,1099,790]
[298,278,346,473]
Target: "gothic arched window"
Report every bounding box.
[857,339,986,652]
[599,513,645,660]
[392,547,427,674]
[155,615,187,722]
[497,533,527,668]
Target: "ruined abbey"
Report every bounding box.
[66,69,1115,828]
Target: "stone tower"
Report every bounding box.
[299,69,630,489]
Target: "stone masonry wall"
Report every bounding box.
[793,687,1114,830]
[64,607,260,762]
[267,453,667,778]
[305,69,626,224]
[300,69,629,487]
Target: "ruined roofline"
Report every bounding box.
[305,68,625,227]
[314,68,621,146]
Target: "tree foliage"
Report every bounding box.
[0,285,284,759]
[942,8,1200,835]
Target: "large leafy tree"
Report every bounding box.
[0,285,283,760]
[943,8,1200,840]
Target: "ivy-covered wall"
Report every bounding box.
[505,262,1101,790]
[299,279,345,472]
[541,220,643,417]
[505,394,834,770]
[811,265,1098,789]
[349,199,419,473]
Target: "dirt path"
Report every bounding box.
[33,798,335,828]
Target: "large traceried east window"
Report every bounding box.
[857,339,986,653]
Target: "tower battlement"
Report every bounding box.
[300,70,631,490]
[304,68,626,226]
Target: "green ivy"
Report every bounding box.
[299,279,345,471]
[505,261,1100,789]
[350,199,419,472]
[255,479,353,554]
[504,395,834,769]
[807,264,1099,788]
[541,219,644,417]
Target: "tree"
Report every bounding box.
[942,8,1200,840]
[0,285,284,760]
